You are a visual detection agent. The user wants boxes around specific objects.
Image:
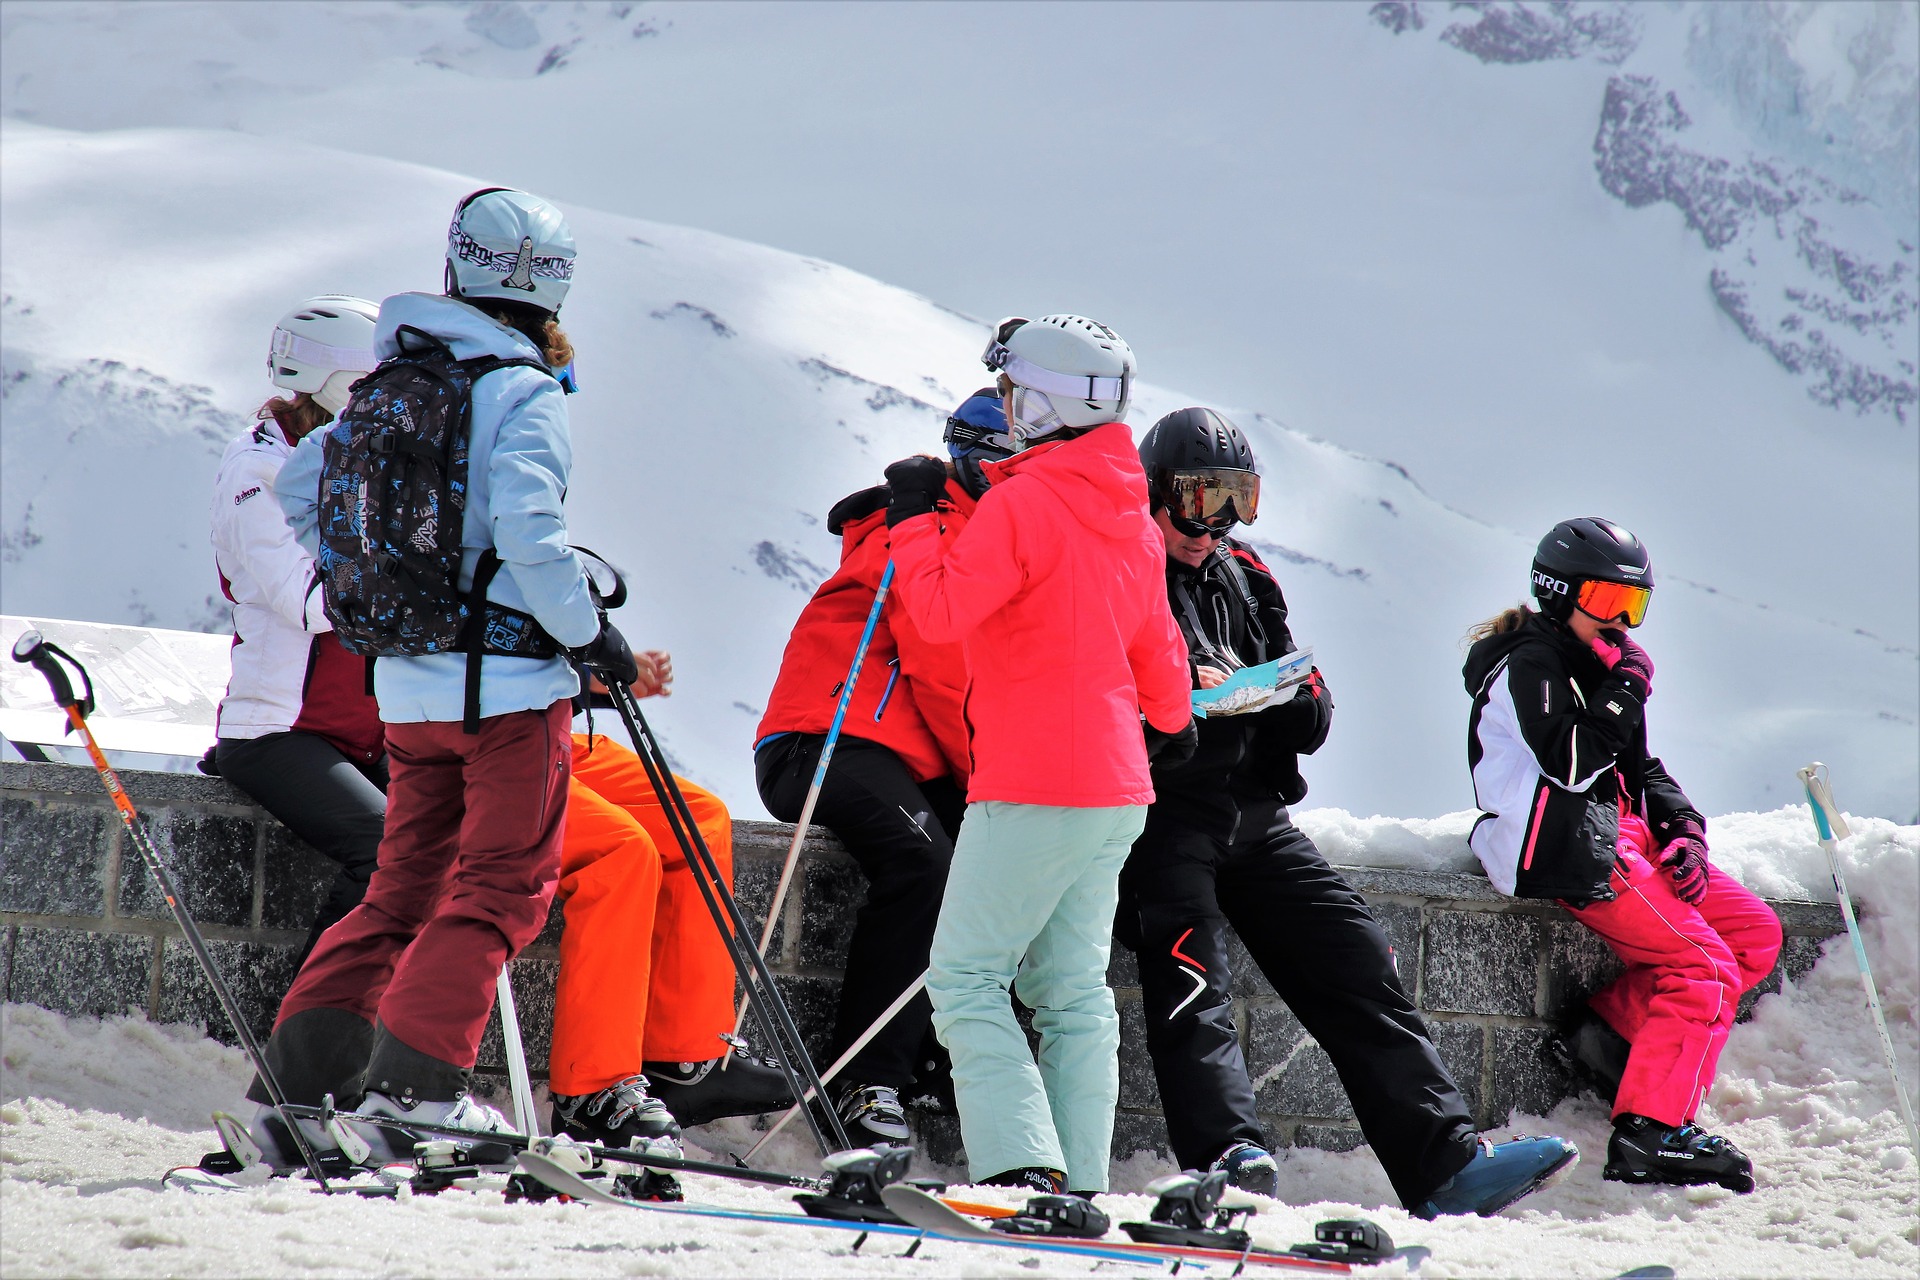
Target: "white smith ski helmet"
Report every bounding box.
[445,187,576,314]
[268,295,379,415]
[982,314,1134,444]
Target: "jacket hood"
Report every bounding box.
[983,422,1150,539]
[1462,610,1597,694]
[373,292,547,365]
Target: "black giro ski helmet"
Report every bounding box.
[943,387,1015,499]
[1531,517,1654,624]
[1139,407,1260,535]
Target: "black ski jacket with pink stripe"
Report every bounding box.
[1462,612,1696,903]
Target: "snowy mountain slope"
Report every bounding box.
[2,120,1914,821]
[2,0,1913,658]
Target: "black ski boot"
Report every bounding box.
[1552,1012,1630,1104]
[643,1053,794,1127]
[551,1073,682,1149]
[982,1166,1066,1195]
[1603,1114,1754,1193]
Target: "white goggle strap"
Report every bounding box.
[271,328,375,374]
[999,353,1127,403]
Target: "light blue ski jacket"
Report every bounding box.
[275,292,598,724]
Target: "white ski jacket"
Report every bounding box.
[209,417,336,741]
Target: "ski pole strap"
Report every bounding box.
[459,550,562,734]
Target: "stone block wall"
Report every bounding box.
[1,760,1843,1166]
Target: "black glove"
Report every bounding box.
[1145,717,1198,767]
[574,618,639,686]
[883,456,949,527]
[1266,667,1332,753]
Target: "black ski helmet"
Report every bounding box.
[1140,408,1259,531]
[1531,517,1653,622]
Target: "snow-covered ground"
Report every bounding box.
[2,806,1915,1278]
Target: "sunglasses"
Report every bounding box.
[1163,468,1259,537]
[1576,579,1651,628]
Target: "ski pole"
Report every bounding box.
[601,678,852,1154]
[743,969,927,1163]
[1798,763,1918,1152]
[9,630,335,1191]
[727,562,895,1067]
[496,968,541,1138]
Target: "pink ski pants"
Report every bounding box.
[1564,820,1782,1126]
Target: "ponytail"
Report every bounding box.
[257,392,331,441]
[479,300,573,371]
[1465,604,1534,645]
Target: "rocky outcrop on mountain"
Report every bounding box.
[1373,2,1918,425]
[1371,1,1639,65]
[1596,74,1916,423]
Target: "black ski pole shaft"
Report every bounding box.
[276,1104,829,1190]
[603,680,852,1153]
[9,630,334,1192]
[604,680,846,1154]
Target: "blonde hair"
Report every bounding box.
[1465,603,1535,645]
[257,392,331,441]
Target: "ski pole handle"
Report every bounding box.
[11,629,92,717]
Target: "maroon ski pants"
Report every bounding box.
[272,701,572,1068]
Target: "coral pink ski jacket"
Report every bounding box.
[888,422,1191,808]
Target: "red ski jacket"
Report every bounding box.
[888,423,1191,808]
[756,480,976,786]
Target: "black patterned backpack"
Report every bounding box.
[316,325,559,730]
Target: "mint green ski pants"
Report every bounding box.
[928,800,1147,1190]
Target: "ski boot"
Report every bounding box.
[353,1089,520,1168]
[1211,1139,1280,1198]
[644,1053,794,1127]
[1413,1134,1579,1218]
[552,1074,681,1148]
[1551,1012,1630,1104]
[1120,1169,1255,1251]
[793,1145,917,1223]
[982,1166,1066,1195]
[242,1104,370,1178]
[830,1081,912,1145]
[1604,1115,1754,1193]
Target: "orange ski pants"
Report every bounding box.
[548,733,736,1096]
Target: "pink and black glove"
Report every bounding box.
[1595,630,1654,703]
[1656,814,1710,905]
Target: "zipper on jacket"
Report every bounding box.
[872,658,901,722]
[1522,781,1551,871]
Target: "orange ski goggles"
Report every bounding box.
[1576,579,1652,627]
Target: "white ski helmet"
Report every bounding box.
[445,186,576,314]
[982,314,1135,444]
[268,295,379,415]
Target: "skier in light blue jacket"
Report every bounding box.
[242,188,642,1168]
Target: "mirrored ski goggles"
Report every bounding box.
[553,361,579,394]
[1163,468,1260,535]
[1575,578,1652,627]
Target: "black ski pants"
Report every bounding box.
[217,731,387,970]
[756,733,962,1090]
[1116,803,1479,1209]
